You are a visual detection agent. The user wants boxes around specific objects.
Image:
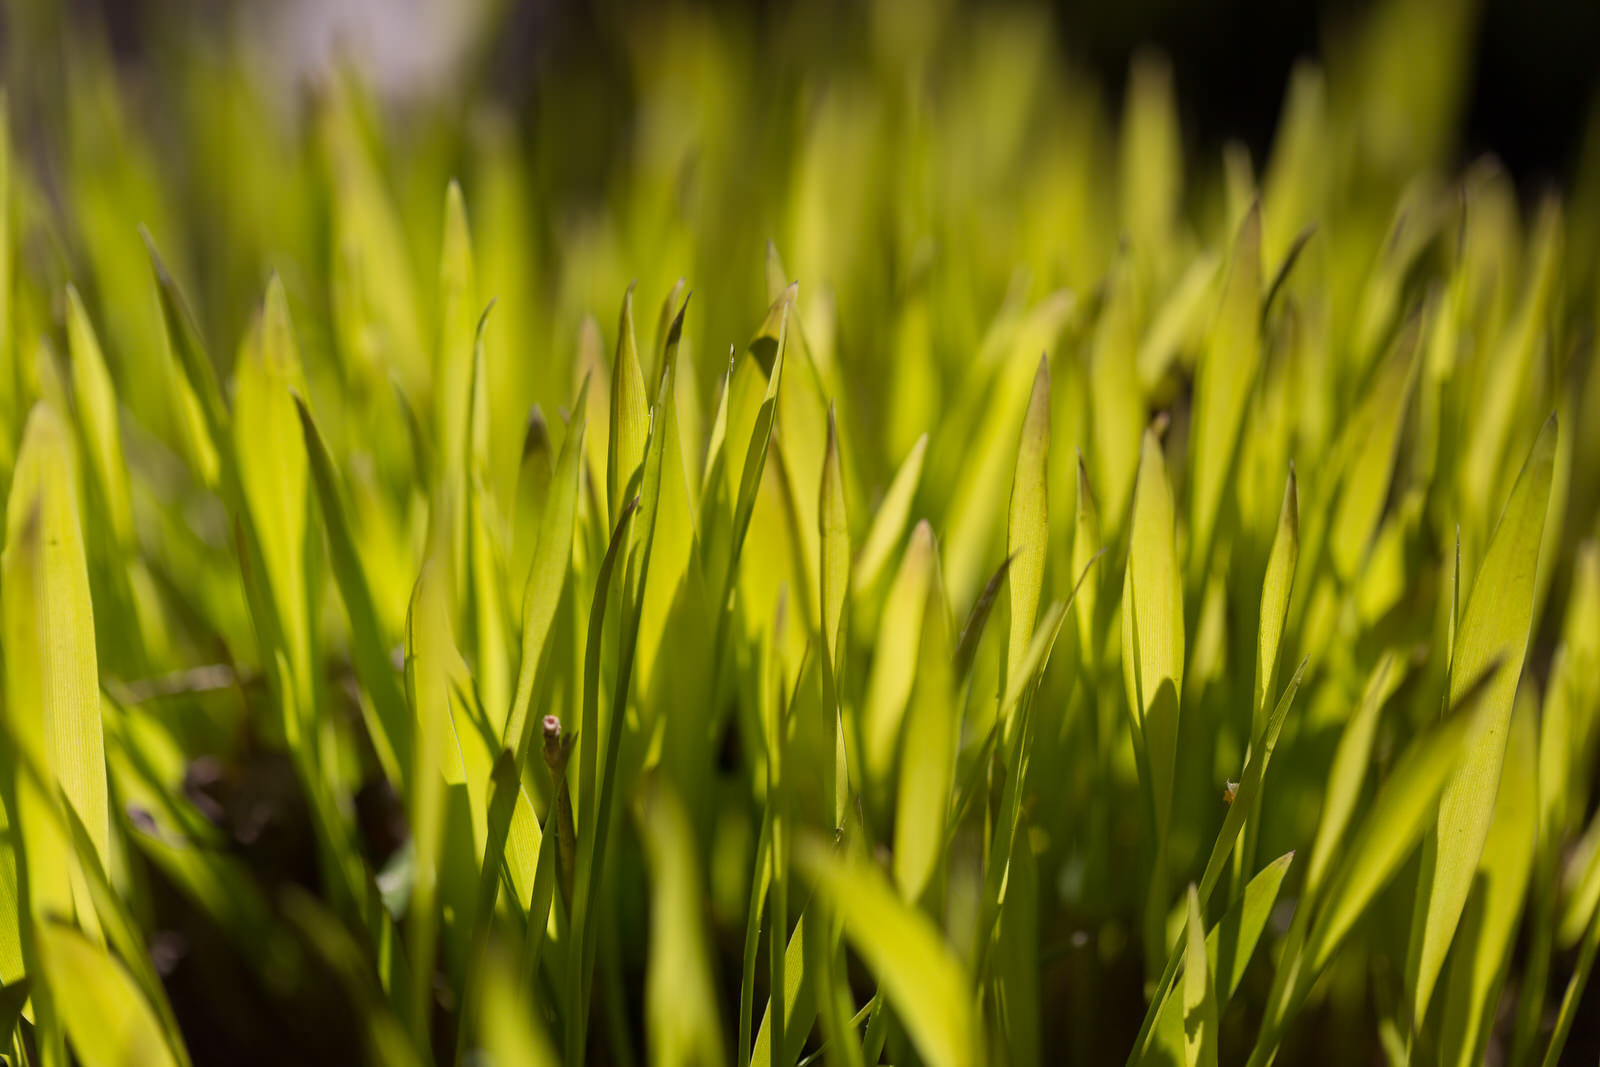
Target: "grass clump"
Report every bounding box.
[2,1,1600,1064]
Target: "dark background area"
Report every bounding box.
[46,0,1600,190]
[1058,0,1600,189]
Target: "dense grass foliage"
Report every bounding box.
[3,1,1600,1064]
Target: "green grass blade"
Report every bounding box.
[505,379,589,756]
[862,521,936,798]
[1303,652,1406,898]
[1138,853,1294,1067]
[893,546,955,907]
[1328,317,1420,584]
[853,433,928,591]
[608,286,650,522]
[638,779,726,1067]
[1181,886,1218,1067]
[63,286,133,546]
[1188,203,1262,580]
[2,404,110,917]
[33,921,180,1067]
[295,395,412,785]
[1408,415,1556,1023]
[1438,686,1536,1067]
[794,834,980,1067]
[1004,355,1050,721]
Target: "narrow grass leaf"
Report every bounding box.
[1409,415,1556,1021]
[1182,886,1218,1067]
[1005,355,1050,730]
[1189,203,1262,577]
[34,921,180,1067]
[854,433,928,590]
[795,834,979,1067]
[638,780,726,1067]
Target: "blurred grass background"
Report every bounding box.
[3,0,1600,1063]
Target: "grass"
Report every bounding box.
[2,0,1600,1063]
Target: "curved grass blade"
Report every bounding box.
[1004,355,1050,726]
[795,834,980,1067]
[1438,687,1536,1067]
[637,779,726,1067]
[1408,415,1556,1023]
[1137,853,1293,1067]
[2,404,110,919]
[34,921,181,1067]
[1188,203,1262,580]
[853,433,928,591]
[505,378,589,756]
[1182,886,1218,1067]
[295,395,412,784]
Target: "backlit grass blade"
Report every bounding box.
[233,277,315,737]
[953,554,1013,688]
[1247,661,1505,1066]
[820,403,851,829]
[1122,426,1184,964]
[1303,652,1406,897]
[853,433,927,591]
[60,802,189,1067]
[505,378,589,756]
[1122,426,1184,797]
[752,913,816,1067]
[435,180,478,501]
[1004,355,1050,731]
[1308,660,1502,972]
[1328,316,1420,584]
[1073,453,1102,665]
[1181,886,1218,1067]
[638,779,725,1067]
[141,228,226,470]
[609,286,650,521]
[1408,415,1556,1023]
[565,494,641,1064]
[1130,658,1307,1064]
[1438,686,1536,1067]
[33,921,180,1067]
[402,553,471,1049]
[1088,265,1143,527]
[63,285,133,547]
[795,834,980,1067]
[1188,203,1262,580]
[479,948,561,1067]
[862,521,935,799]
[296,396,412,784]
[1254,468,1298,732]
[893,544,955,907]
[2,404,110,915]
[1138,853,1293,1067]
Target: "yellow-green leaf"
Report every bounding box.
[638,780,726,1067]
[2,403,110,880]
[894,547,955,906]
[1122,427,1184,834]
[1182,886,1218,1067]
[862,521,936,795]
[1438,685,1538,1067]
[1409,415,1556,1021]
[1189,202,1262,577]
[64,285,133,546]
[35,921,180,1067]
[854,433,928,591]
[1255,467,1298,731]
[1329,318,1420,584]
[609,286,650,520]
[795,835,979,1067]
[1005,355,1050,728]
